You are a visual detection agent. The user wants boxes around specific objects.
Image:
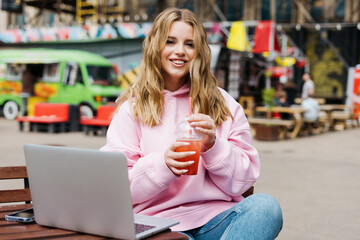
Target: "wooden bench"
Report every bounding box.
[0,166,31,204]
[80,105,115,136]
[331,111,351,130]
[248,118,295,140]
[301,111,328,135]
[295,97,326,105]
[17,103,71,133]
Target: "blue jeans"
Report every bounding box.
[180,193,283,240]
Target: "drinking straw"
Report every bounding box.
[189,97,193,134]
[189,97,193,115]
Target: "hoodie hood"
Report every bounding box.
[163,82,190,98]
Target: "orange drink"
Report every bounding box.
[175,120,203,175]
[175,139,202,175]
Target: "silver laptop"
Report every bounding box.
[24,144,179,240]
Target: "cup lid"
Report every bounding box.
[175,120,202,139]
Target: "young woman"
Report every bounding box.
[101,8,283,239]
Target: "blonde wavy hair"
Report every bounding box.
[116,8,232,127]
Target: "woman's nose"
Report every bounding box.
[175,43,185,55]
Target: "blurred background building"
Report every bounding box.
[1,0,360,103]
[1,0,359,28]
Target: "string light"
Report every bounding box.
[336,24,341,31]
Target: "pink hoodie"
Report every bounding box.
[100,83,260,231]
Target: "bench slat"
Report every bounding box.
[248,118,294,127]
[80,119,111,126]
[0,189,32,204]
[0,166,28,179]
[17,116,68,123]
[331,112,350,120]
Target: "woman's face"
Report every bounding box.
[161,21,195,91]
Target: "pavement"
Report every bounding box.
[0,118,359,240]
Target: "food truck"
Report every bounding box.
[0,48,122,119]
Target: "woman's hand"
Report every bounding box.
[187,113,216,151]
[164,142,195,176]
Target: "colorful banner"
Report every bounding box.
[208,23,224,44]
[275,56,296,67]
[226,21,251,52]
[252,20,280,54]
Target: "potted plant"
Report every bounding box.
[261,87,276,118]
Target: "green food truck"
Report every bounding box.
[0,48,122,120]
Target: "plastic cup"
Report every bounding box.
[175,120,202,175]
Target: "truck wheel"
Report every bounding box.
[80,105,94,118]
[3,101,19,120]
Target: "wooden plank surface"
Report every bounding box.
[0,189,31,203]
[0,204,189,240]
[248,118,294,126]
[0,166,27,179]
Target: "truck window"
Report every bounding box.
[43,63,59,82]
[6,63,23,81]
[0,64,6,78]
[63,63,83,86]
[86,66,117,86]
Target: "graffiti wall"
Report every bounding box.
[306,31,345,98]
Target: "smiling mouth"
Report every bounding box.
[170,59,186,65]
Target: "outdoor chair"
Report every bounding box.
[80,105,115,136]
[0,166,31,204]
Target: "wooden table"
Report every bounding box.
[256,106,306,138]
[319,104,347,130]
[0,204,188,240]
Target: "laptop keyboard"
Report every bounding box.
[135,223,156,234]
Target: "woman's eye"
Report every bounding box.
[166,40,175,44]
[186,42,194,48]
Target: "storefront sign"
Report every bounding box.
[346,66,360,109]
[267,66,293,79]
